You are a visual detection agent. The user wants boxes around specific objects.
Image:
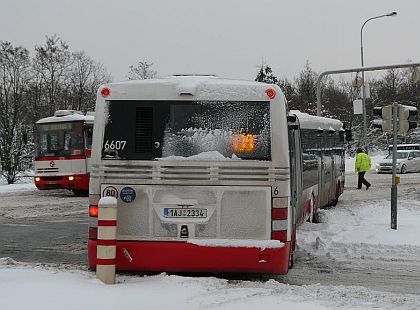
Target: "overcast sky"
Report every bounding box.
[1,0,418,82]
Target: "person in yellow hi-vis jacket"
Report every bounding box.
[355,147,371,190]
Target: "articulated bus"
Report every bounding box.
[88,76,347,274]
[34,110,94,195]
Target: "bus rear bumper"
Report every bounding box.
[34,174,89,191]
[88,239,291,274]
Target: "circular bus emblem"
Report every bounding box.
[49,161,55,167]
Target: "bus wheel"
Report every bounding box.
[288,252,294,269]
[400,165,407,174]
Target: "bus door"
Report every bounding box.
[287,118,303,223]
[329,153,336,204]
[85,123,94,172]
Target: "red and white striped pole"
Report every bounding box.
[96,197,118,284]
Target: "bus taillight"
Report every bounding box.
[271,197,288,241]
[101,86,111,98]
[89,205,98,217]
[266,88,276,99]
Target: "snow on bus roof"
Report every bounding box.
[290,110,343,131]
[36,113,94,124]
[101,76,281,101]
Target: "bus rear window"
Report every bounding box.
[102,100,271,161]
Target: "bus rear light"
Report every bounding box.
[101,87,111,98]
[272,197,288,209]
[271,231,287,241]
[272,219,288,231]
[89,227,98,239]
[266,88,276,99]
[272,208,288,220]
[89,205,99,217]
[89,194,100,205]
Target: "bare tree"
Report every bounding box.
[127,60,157,80]
[66,51,112,112]
[0,42,31,183]
[33,35,72,114]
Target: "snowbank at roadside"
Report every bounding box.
[0,182,36,193]
[1,260,419,310]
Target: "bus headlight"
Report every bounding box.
[35,177,41,182]
[68,176,74,181]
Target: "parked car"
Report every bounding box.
[376,150,420,174]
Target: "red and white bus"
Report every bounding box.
[88,76,347,274]
[34,110,94,195]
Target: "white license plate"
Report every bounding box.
[163,208,207,218]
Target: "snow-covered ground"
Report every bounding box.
[1,159,420,309]
[2,256,419,310]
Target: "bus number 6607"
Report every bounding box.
[104,140,126,150]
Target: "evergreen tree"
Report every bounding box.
[255,64,278,84]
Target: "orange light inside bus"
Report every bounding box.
[231,133,255,153]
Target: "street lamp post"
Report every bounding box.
[360,11,397,148]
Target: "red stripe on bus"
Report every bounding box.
[98,220,117,227]
[89,227,98,240]
[272,208,288,220]
[96,258,116,266]
[35,155,86,161]
[271,230,287,241]
[97,239,117,246]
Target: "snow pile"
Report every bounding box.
[298,187,420,262]
[0,182,36,193]
[1,265,419,310]
[159,150,239,161]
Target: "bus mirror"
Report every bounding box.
[287,115,297,122]
[288,124,299,130]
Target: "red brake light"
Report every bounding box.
[89,205,98,217]
[101,87,111,98]
[266,88,276,99]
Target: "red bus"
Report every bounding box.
[88,76,347,274]
[34,110,94,195]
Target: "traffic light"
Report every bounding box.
[372,104,418,133]
[372,105,392,132]
[398,105,418,133]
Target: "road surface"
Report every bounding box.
[1,171,420,294]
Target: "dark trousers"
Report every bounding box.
[358,171,371,189]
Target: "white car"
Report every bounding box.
[376,150,420,174]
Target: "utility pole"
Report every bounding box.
[390,102,398,230]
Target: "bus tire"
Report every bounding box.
[288,252,294,269]
[400,165,407,174]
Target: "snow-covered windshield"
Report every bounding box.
[385,152,409,160]
[102,100,271,161]
[36,122,85,157]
